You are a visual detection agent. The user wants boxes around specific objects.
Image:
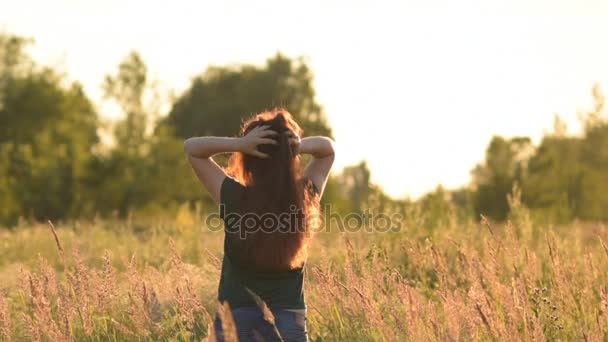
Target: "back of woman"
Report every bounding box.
[184,109,335,341]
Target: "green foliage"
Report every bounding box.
[523,136,582,223]
[87,51,162,216]
[332,161,371,213]
[577,97,608,220]
[2,30,608,226]
[164,52,332,139]
[417,186,464,230]
[473,84,608,223]
[0,33,99,224]
[472,136,533,221]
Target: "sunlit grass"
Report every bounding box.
[1,200,607,341]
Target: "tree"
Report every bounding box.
[86,51,161,216]
[164,53,332,139]
[577,84,608,220]
[471,136,534,221]
[103,52,153,157]
[0,37,341,223]
[0,32,99,224]
[522,136,582,223]
[334,161,372,213]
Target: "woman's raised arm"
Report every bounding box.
[299,136,335,196]
[184,126,278,203]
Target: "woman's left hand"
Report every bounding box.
[239,125,278,158]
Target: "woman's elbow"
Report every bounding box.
[183,139,190,154]
[183,138,195,155]
[324,137,336,156]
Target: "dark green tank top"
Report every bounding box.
[217,176,316,310]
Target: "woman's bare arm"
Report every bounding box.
[299,136,335,196]
[184,126,277,203]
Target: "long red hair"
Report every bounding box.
[225,108,320,272]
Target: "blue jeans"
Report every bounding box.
[214,307,308,342]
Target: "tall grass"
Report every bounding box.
[0,200,607,341]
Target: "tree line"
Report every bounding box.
[471,88,608,223]
[0,32,607,227]
[0,32,344,226]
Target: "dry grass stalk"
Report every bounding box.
[47,220,64,260]
[205,248,222,271]
[2,217,608,340]
[20,270,66,341]
[111,318,137,337]
[599,236,608,258]
[96,251,118,312]
[0,294,11,341]
[216,301,237,342]
[245,288,285,340]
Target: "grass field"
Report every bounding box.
[1,200,608,341]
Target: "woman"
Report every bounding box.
[184,108,335,341]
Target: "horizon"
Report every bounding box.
[2,0,608,199]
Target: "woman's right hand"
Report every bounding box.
[239,125,278,158]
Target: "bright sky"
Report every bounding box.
[2,0,608,198]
